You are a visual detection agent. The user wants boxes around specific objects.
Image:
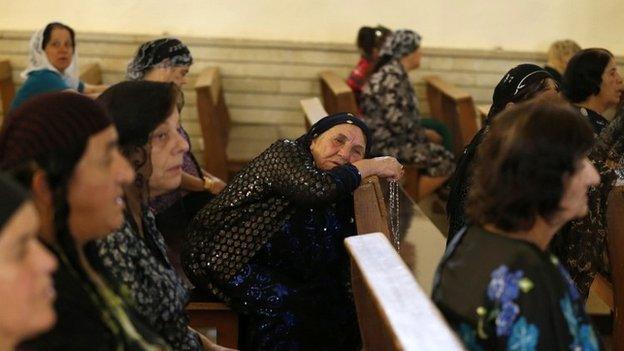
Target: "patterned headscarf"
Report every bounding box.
[126,38,193,80]
[21,24,81,90]
[379,29,422,59]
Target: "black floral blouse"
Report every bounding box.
[551,109,624,298]
[434,226,603,351]
[359,59,455,177]
[94,210,202,351]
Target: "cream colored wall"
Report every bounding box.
[1,0,623,54]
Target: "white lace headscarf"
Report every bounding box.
[20,24,81,90]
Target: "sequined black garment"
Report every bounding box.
[551,110,624,298]
[182,138,362,350]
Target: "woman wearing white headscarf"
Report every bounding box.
[10,22,106,111]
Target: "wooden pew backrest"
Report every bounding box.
[79,63,102,85]
[607,186,624,350]
[354,176,390,238]
[345,233,464,350]
[195,67,232,180]
[300,97,327,130]
[0,60,15,119]
[319,70,358,115]
[423,75,478,157]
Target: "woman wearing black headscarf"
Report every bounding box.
[446,64,560,242]
[183,113,402,350]
[0,174,57,351]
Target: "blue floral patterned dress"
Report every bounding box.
[433,226,603,351]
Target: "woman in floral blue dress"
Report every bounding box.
[433,100,603,350]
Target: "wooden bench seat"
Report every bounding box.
[423,75,479,157]
[0,59,15,124]
[300,97,327,130]
[186,290,238,348]
[345,233,464,350]
[79,62,103,85]
[319,70,358,115]
[606,185,624,350]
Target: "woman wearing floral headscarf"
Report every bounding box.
[10,22,107,110]
[359,29,455,199]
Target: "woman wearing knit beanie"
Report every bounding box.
[0,92,171,350]
[0,173,57,351]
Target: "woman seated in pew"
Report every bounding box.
[548,49,623,298]
[182,113,403,350]
[347,25,391,102]
[93,81,233,351]
[0,174,57,351]
[562,48,623,135]
[544,39,581,86]
[10,22,107,111]
[127,38,225,281]
[446,64,560,242]
[0,92,171,350]
[433,100,602,350]
[359,29,455,199]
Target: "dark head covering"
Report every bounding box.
[488,64,553,119]
[301,112,373,157]
[96,80,179,148]
[126,38,193,80]
[0,173,29,231]
[379,29,421,59]
[0,92,112,171]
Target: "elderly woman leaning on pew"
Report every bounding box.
[433,100,604,350]
[183,113,403,350]
[10,22,107,111]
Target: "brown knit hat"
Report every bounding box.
[0,92,112,171]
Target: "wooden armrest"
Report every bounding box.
[423,75,471,101]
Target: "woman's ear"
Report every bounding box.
[31,169,52,207]
[505,102,515,110]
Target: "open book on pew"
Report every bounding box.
[345,233,464,350]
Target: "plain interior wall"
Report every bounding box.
[1,0,623,54]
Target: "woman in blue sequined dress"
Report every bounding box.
[183,113,403,350]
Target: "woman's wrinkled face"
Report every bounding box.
[310,123,366,171]
[43,27,73,73]
[0,202,57,341]
[67,126,135,242]
[145,64,190,87]
[148,108,189,197]
[558,157,600,222]
[598,58,623,108]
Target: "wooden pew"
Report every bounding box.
[345,233,464,350]
[423,75,479,157]
[606,185,624,350]
[300,97,327,130]
[186,291,238,348]
[194,67,238,181]
[319,70,359,115]
[0,60,15,121]
[79,62,103,85]
[353,176,391,238]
